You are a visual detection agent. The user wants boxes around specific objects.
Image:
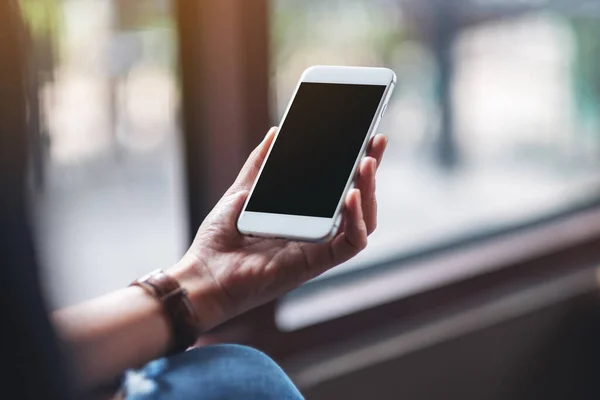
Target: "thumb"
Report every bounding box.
[229,127,277,193]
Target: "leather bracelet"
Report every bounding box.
[130,270,200,354]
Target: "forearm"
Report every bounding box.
[51,258,224,392]
[52,286,172,390]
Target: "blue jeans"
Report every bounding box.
[123,344,304,399]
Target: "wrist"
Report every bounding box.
[167,253,227,332]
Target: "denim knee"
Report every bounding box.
[125,344,303,400]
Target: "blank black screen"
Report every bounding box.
[246,82,386,218]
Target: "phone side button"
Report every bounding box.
[333,214,342,232]
[381,103,387,116]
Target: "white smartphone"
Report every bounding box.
[237,65,396,242]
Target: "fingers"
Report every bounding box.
[357,156,378,234]
[367,134,388,168]
[229,127,277,192]
[358,134,387,234]
[330,189,368,265]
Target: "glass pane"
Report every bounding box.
[272,0,600,278]
[23,0,187,308]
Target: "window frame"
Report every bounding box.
[249,207,600,361]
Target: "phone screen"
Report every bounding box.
[246,82,387,218]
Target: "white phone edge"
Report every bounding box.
[237,65,396,242]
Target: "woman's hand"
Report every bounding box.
[169,127,387,331]
[53,127,386,390]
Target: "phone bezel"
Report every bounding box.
[237,65,396,242]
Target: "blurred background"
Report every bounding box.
[17,0,600,398]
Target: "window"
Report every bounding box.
[24,0,600,346]
[272,0,600,277]
[23,0,186,308]
[272,0,600,328]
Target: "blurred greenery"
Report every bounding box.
[571,17,600,139]
[115,0,172,31]
[272,0,404,68]
[19,0,61,77]
[20,0,61,37]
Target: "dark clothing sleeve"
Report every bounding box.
[0,1,72,398]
